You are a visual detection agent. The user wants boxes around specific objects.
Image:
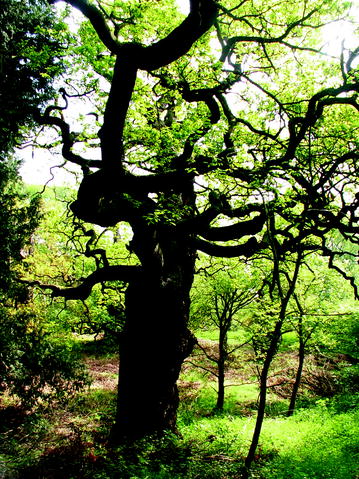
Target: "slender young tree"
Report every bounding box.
[286,257,358,415]
[243,210,305,476]
[11,0,359,441]
[191,267,257,411]
[287,305,308,417]
[211,287,255,411]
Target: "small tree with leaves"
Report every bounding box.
[191,263,258,411]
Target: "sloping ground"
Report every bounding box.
[0,341,357,479]
[84,357,118,390]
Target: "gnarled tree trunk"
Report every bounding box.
[112,225,196,441]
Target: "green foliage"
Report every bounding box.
[0,164,90,408]
[190,257,259,331]
[1,339,358,479]
[25,186,131,336]
[1,0,357,456]
[0,160,40,292]
[0,0,68,153]
[258,402,359,479]
[90,397,358,479]
[0,306,90,406]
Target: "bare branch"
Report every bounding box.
[219,8,319,62]
[34,108,101,172]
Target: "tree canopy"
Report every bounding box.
[4,0,359,442]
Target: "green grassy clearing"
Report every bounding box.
[0,337,358,479]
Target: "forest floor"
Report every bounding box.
[0,337,358,479]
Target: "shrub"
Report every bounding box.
[0,307,90,407]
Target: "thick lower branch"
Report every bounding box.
[24,265,142,300]
[200,212,266,241]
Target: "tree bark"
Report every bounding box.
[287,336,305,416]
[111,225,196,441]
[215,328,228,411]
[244,320,282,475]
[216,358,225,411]
[244,349,271,472]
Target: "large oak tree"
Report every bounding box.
[18,0,359,441]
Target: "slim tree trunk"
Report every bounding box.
[243,225,303,477]
[244,350,272,471]
[215,328,228,411]
[244,321,282,476]
[216,358,225,411]
[287,337,305,416]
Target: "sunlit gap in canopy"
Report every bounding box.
[18,0,190,187]
[176,0,189,15]
[321,2,359,66]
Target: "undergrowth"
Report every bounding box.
[0,338,358,479]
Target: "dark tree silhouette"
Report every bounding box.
[14,0,359,442]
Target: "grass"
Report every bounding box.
[198,328,248,345]
[258,403,359,479]
[0,336,358,479]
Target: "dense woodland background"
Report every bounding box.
[0,0,358,477]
